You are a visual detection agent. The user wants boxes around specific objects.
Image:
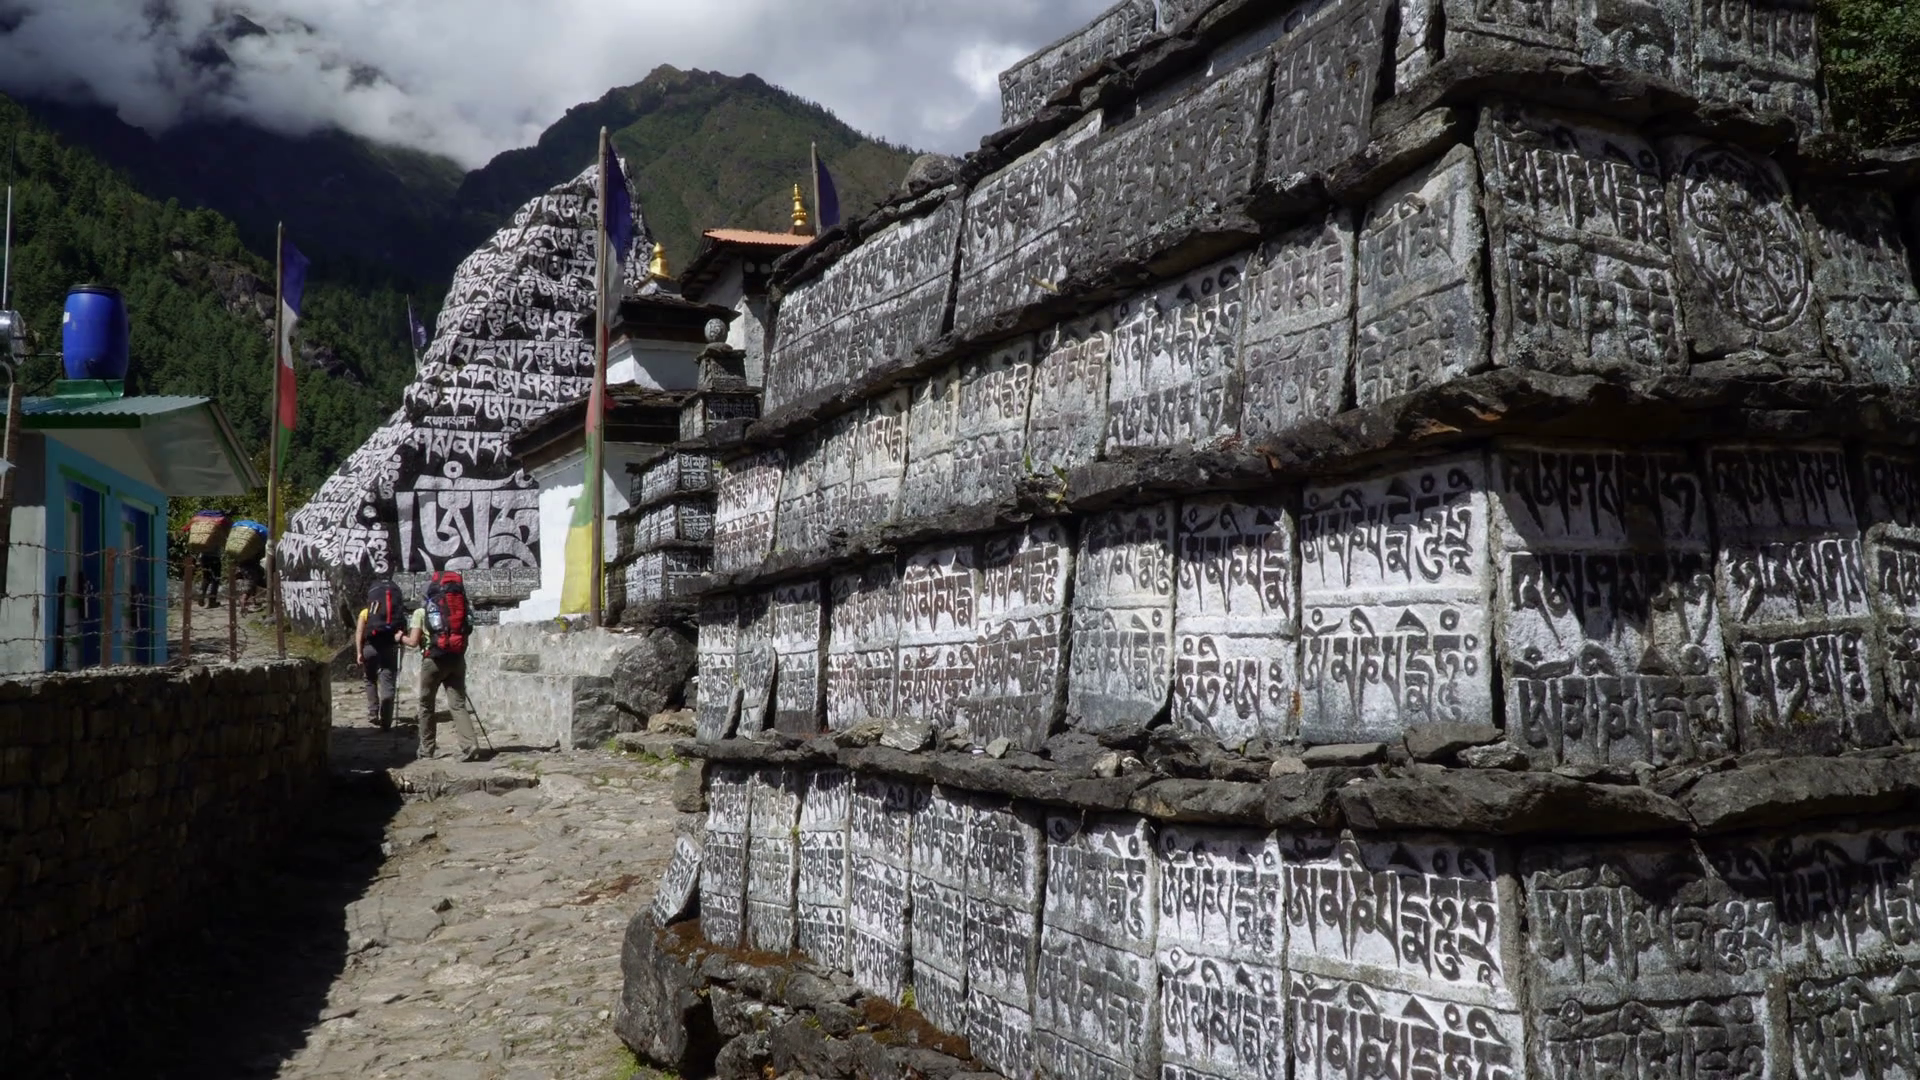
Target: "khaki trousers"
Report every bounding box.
[418,653,479,756]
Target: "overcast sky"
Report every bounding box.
[0,0,1116,167]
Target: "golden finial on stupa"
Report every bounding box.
[648,242,672,282]
[791,183,813,235]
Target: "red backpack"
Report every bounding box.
[423,571,472,659]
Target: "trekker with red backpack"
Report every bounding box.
[405,571,481,761]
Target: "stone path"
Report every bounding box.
[282,686,691,1079]
[54,678,693,1080]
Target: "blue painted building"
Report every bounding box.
[0,381,256,673]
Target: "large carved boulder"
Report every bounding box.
[278,163,653,630]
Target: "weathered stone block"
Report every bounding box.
[850,388,911,530]
[901,366,961,522]
[998,0,1156,128]
[1663,138,1828,374]
[775,431,836,561]
[1173,498,1298,750]
[713,450,783,575]
[957,339,1037,510]
[968,521,1073,750]
[747,769,801,954]
[911,787,971,1035]
[827,565,901,733]
[1494,443,1734,767]
[1290,974,1526,1080]
[1354,144,1489,407]
[1069,505,1178,740]
[702,765,754,949]
[849,776,921,1004]
[1264,0,1387,194]
[653,832,705,927]
[1104,255,1249,454]
[955,114,1103,340]
[767,198,963,413]
[1298,453,1495,744]
[735,591,777,737]
[797,768,852,971]
[772,582,825,738]
[1478,102,1684,376]
[898,544,980,737]
[697,595,740,743]
[1804,186,1920,386]
[1708,444,1885,753]
[1239,213,1355,439]
[1026,310,1114,476]
[1693,0,1822,130]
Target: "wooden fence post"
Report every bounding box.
[181,554,193,661]
[101,547,117,668]
[227,567,238,663]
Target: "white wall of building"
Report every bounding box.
[608,339,703,390]
[499,442,653,624]
[0,505,47,675]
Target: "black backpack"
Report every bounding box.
[366,581,406,638]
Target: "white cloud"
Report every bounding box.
[0,0,1117,166]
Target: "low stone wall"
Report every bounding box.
[464,622,694,748]
[0,660,330,1056]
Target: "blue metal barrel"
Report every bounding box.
[62,285,130,381]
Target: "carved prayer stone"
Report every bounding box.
[969,521,1073,750]
[772,580,825,738]
[850,388,911,531]
[954,338,1036,507]
[1708,444,1886,752]
[1804,186,1920,386]
[1663,138,1828,373]
[747,768,801,954]
[713,449,783,575]
[1026,311,1115,476]
[1264,0,1386,193]
[965,798,1044,1080]
[702,765,754,950]
[898,544,980,736]
[1868,524,1920,739]
[1355,145,1489,408]
[798,768,852,972]
[652,832,704,927]
[1038,813,1159,1080]
[911,787,971,1035]
[902,366,960,522]
[696,594,741,743]
[1070,505,1177,739]
[634,452,715,507]
[1156,826,1285,1080]
[766,198,963,413]
[1174,498,1298,749]
[1298,454,1495,744]
[1478,102,1685,376]
[1290,975,1527,1080]
[827,564,901,732]
[1104,255,1249,454]
[1075,57,1268,272]
[849,776,921,1004]
[736,591,777,737]
[1239,213,1354,439]
[776,431,833,560]
[956,114,1102,340]
[1494,443,1734,767]
[1693,0,1822,131]
[999,1,1156,128]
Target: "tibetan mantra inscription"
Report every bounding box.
[957,113,1102,340]
[735,591,777,737]
[1709,444,1884,753]
[900,545,981,735]
[713,450,782,575]
[651,833,704,927]
[1240,214,1354,440]
[1070,505,1177,739]
[701,766,753,949]
[965,799,1044,1080]
[970,522,1073,749]
[746,769,801,954]
[797,769,852,971]
[1355,145,1489,407]
[1026,311,1114,475]
[1298,455,1494,744]
[955,338,1036,507]
[849,776,920,1003]
[902,367,961,523]
[911,788,971,1036]
[1174,498,1297,749]
[1806,187,1920,386]
[1495,443,1733,767]
[1038,813,1159,1080]
[826,564,901,731]
[1156,826,1285,1080]
[696,595,740,742]
[773,582,825,737]
[1104,256,1247,454]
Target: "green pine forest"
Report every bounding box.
[3,13,1916,529]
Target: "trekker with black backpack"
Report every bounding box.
[356,579,407,730]
[405,571,481,762]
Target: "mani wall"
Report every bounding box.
[278,164,654,631]
[622,0,1920,1077]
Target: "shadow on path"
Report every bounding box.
[30,769,403,1078]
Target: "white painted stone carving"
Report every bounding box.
[970,522,1073,749]
[1070,504,1178,738]
[1240,213,1355,439]
[1104,255,1249,454]
[1174,498,1298,749]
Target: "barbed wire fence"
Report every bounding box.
[2,540,274,669]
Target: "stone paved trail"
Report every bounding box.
[283,683,692,1080]
[57,677,692,1080]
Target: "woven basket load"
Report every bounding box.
[225,519,269,562]
[186,512,231,555]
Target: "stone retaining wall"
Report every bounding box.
[622,0,1920,1076]
[0,661,330,1056]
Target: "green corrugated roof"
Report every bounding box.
[24,394,213,424]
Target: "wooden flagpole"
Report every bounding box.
[269,221,287,657]
[589,128,610,629]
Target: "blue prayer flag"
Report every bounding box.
[406,298,428,350]
[815,154,840,230]
[604,143,634,265]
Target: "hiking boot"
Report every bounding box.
[459,749,483,763]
